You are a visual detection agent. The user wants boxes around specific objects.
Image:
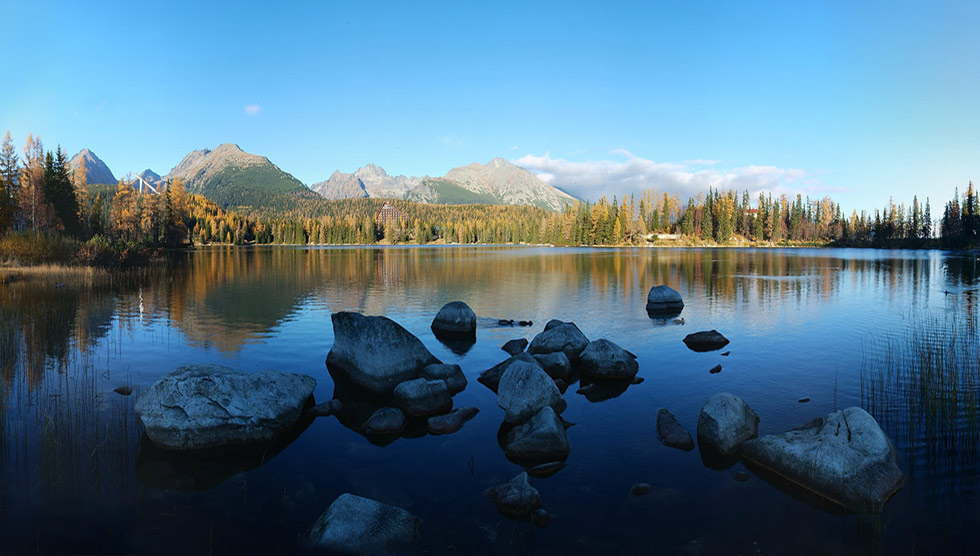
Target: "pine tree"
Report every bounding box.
[923,198,932,238]
[0,131,19,233]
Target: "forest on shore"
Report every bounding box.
[1,131,977,268]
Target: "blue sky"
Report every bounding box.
[1,0,977,212]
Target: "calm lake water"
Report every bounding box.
[2,246,979,555]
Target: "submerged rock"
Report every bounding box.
[531,508,553,528]
[683,330,730,353]
[528,321,590,362]
[477,352,540,393]
[326,312,441,395]
[526,461,567,478]
[657,408,695,451]
[630,483,652,496]
[309,493,419,555]
[362,407,408,436]
[419,363,467,395]
[113,385,133,396]
[393,378,452,417]
[305,399,342,418]
[646,285,684,315]
[502,406,571,463]
[431,301,476,336]
[497,360,567,424]
[697,393,759,457]
[502,338,529,355]
[578,339,639,380]
[741,407,905,512]
[485,472,542,520]
[136,365,315,450]
[427,407,480,435]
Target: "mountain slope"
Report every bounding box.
[444,158,576,212]
[354,164,425,198]
[310,171,368,200]
[164,143,316,208]
[69,149,117,185]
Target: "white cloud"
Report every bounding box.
[514,149,822,202]
[244,104,261,116]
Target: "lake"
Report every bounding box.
[1,246,978,555]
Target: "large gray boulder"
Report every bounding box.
[532,352,571,380]
[646,285,684,314]
[477,352,540,393]
[326,312,441,395]
[420,363,467,395]
[498,360,567,424]
[485,472,542,520]
[309,493,419,555]
[431,301,476,335]
[528,322,589,362]
[741,407,905,512]
[697,393,759,456]
[578,339,639,380]
[393,378,452,417]
[135,365,315,450]
[502,406,570,462]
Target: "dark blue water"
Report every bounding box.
[1,246,978,554]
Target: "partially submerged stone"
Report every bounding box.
[683,330,730,353]
[502,338,529,356]
[393,378,452,417]
[578,339,639,380]
[497,360,566,425]
[477,352,540,393]
[309,493,419,555]
[646,285,684,315]
[431,301,476,336]
[528,321,590,362]
[697,393,759,456]
[485,472,542,520]
[532,351,571,380]
[502,406,571,463]
[136,365,315,450]
[326,312,441,395]
[741,407,905,513]
[427,407,480,435]
[657,408,695,451]
[419,363,467,395]
[362,407,408,436]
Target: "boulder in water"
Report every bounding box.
[326,312,441,395]
[528,321,590,362]
[477,352,540,393]
[683,330,730,352]
[393,378,452,417]
[485,472,542,520]
[741,407,905,512]
[502,338,529,355]
[135,364,315,450]
[419,363,467,395]
[362,407,408,436]
[431,301,476,336]
[578,339,639,380]
[497,360,567,425]
[657,408,695,451]
[532,351,571,380]
[697,393,759,456]
[646,285,684,315]
[309,493,419,555]
[427,407,480,435]
[501,406,571,463]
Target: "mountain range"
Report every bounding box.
[68,149,117,185]
[70,144,577,212]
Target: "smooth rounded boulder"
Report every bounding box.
[578,339,639,380]
[657,408,695,451]
[485,472,542,520]
[135,364,316,450]
[393,378,452,417]
[497,360,567,424]
[683,330,730,352]
[741,407,905,513]
[697,393,759,456]
[646,285,684,315]
[326,312,441,395]
[419,363,467,395]
[502,406,570,463]
[309,493,419,555]
[431,301,476,336]
[362,407,408,436]
[528,322,590,363]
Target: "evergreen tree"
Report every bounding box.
[0,131,19,233]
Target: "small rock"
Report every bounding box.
[576,384,596,395]
[709,364,722,374]
[733,471,750,482]
[329,399,343,413]
[721,351,731,356]
[502,338,529,355]
[798,397,810,403]
[477,352,541,393]
[697,393,759,456]
[531,508,552,528]
[526,461,567,478]
[393,378,452,417]
[630,483,652,496]
[309,493,419,553]
[306,401,335,417]
[528,322,590,362]
[419,363,467,395]
[631,377,644,385]
[578,339,639,380]
[362,407,407,436]
[113,385,132,396]
[426,407,479,435]
[657,408,695,451]
[431,301,476,335]
[485,472,542,520]
[553,379,567,392]
[683,330,730,352]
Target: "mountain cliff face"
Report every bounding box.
[164,143,315,207]
[311,158,575,211]
[68,149,117,185]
